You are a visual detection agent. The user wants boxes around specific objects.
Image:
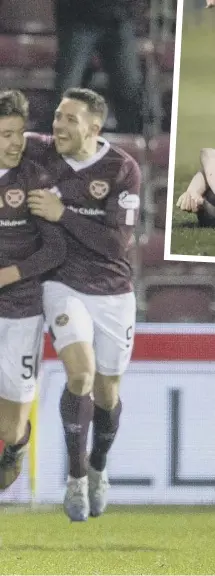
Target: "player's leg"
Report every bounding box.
[0,397,32,489]
[0,315,43,489]
[88,372,121,517]
[102,21,142,133]
[0,397,31,445]
[200,148,215,194]
[59,342,95,521]
[43,281,95,521]
[88,292,136,516]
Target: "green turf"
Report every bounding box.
[171,10,215,256]
[1,505,215,574]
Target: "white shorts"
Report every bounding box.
[0,315,44,403]
[43,281,136,376]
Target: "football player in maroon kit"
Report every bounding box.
[0,90,66,489]
[26,88,141,522]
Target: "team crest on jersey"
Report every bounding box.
[5,189,25,208]
[55,314,69,327]
[89,180,109,200]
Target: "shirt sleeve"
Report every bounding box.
[17,218,67,281]
[59,157,141,259]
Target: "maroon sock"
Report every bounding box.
[10,420,31,452]
[60,386,94,478]
[90,399,122,472]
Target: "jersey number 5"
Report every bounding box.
[21,355,39,380]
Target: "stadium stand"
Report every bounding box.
[144,284,215,322]
[137,231,215,322]
[0,0,182,322]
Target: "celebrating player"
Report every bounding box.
[0,90,66,489]
[26,88,141,522]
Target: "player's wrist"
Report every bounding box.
[0,265,21,287]
[58,205,67,222]
[8,265,21,283]
[44,204,65,222]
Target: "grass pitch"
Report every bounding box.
[0,505,215,574]
[171,10,215,257]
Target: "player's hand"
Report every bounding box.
[206,0,215,7]
[27,189,65,222]
[0,265,21,288]
[176,191,204,213]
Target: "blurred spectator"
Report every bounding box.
[54,0,143,133]
[161,89,172,133]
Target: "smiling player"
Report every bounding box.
[0,90,66,489]
[25,88,141,522]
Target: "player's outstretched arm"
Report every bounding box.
[176,171,206,212]
[0,220,66,288]
[200,148,215,195]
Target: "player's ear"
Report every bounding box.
[22,136,27,152]
[91,122,101,137]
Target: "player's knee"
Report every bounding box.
[59,342,95,395]
[97,390,119,410]
[67,371,94,396]
[0,419,25,446]
[94,374,121,410]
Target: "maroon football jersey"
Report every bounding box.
[0,157,66,318]
[25,133,141,295]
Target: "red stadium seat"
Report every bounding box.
[145,284,215,323]
[103,133,147,166]
[0,68,54,92]
[142,134,170,231]
[140,176,167,231]
[137,232,215,321]
[155,40,175,72]
[137,230,186,277]
[138,230,166,267]
[0,34,56,68]
[0,68,27,90]
[136,231,212,321]
[138,232,215,282]
[0,0,55,33]
[147,133,170,169]
[153,179,167,229]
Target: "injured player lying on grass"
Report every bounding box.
[176,148,215,226]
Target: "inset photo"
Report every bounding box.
[165,0,215,262]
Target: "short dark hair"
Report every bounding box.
[62,88,108,126]
[0,90,29,120]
